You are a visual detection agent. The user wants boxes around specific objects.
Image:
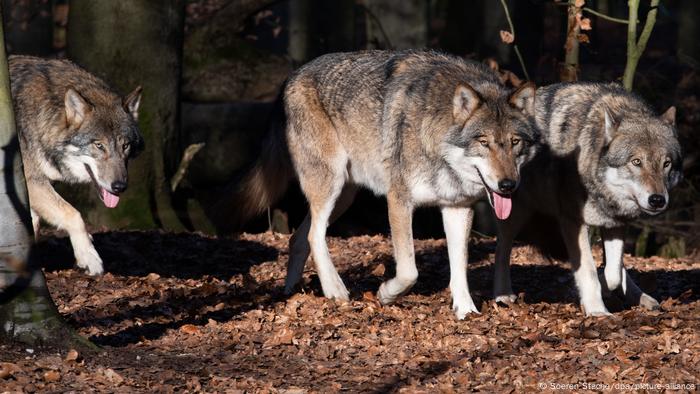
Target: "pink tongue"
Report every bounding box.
[492,191,512,220]
[100,188,120,208]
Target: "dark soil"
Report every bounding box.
[1,230,698,392]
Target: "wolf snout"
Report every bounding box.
[648,194,666,209]
[497,178,517,194]
[111,181,127,194]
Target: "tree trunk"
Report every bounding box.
[67,0,186,230]
[362,0,427,49]
[0,7,87,349]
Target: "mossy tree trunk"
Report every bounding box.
[0,6,87,349]
[67,0,187,230]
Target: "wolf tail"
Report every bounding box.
[210,91,294,233]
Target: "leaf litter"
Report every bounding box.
[0,230,698,392]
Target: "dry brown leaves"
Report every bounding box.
[0,230,697,392]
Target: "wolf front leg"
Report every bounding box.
[601,227,659,310]
[377,190,418,305]
[441,206,479,319]
[27,181,104,275]
[559,220,610,316]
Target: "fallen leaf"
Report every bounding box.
[0,362,20,379]
[64,349,79,362]
[43,370,60,382]
[180,324,200,335]
[500,30,514,44]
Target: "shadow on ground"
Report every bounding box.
[36,231,698,348]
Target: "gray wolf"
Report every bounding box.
[236,50,538,319]
[493,82,681,316]
[10,55,143,275]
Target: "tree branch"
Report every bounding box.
[499,0,530,80]
[622,0,660,91]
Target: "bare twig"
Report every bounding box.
[170,143,205,192]
[622,0,660,91]
[499,0,530,80]
[357,3,393,50]
[582,7,631,24]
[555,2,635,24]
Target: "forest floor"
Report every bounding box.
[1,230,699,392]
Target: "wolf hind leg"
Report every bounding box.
[28,181,103,275]
[285,184,358,295]
[560,220,610,316]
[601,227,659,310]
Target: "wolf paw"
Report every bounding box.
[638,293,660,310]
[320,274,350,301]
[583,306,612,317]
[452,297,480,320]
[494,293,518,304]
[75,246,104,276]
[377,282,400,305]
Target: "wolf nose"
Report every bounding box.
[648,194,666,209]
[111,181,127,194]
[498,179,517,193]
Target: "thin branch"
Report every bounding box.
[554,2,636,24]
[499,0,530,80]
[622,0,660,91]
[357,3,393,50]
[582,7,630,24]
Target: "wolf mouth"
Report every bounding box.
[475,167,512,220]
[84,164,120,209]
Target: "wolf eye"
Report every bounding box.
[663,160,671,168]
[511,138,521,146]
[94,142,105,151]
[123,142,130,151]
[631,158,641,166]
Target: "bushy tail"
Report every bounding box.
[209,94,294,233]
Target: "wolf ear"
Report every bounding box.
[509,82,535,116]
[603,107,619,144]
[65,88,91,128]
[660,106,676,126]
[123,86,142,120]
[453,84,481,124]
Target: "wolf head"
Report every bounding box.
[601,106,681,216]
[61,86,144,208]
[444,82,539,220]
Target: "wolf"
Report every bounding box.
[234,50,538,319]
[493,82,681,316]
[9,55,143,275]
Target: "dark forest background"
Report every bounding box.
[2,0,698,258]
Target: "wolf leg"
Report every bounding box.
[620,267,660,310]
[441,206,479,319]
[304,172,350,301]
[377,190,417,305]
[30,208,40,239]
[285,185,357,295]
[560,220,610,316]
[602,231,660,309]
[493,207,529,304]
[28,181,103,275]
[600,227,659,310]
[601,227,625,293]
